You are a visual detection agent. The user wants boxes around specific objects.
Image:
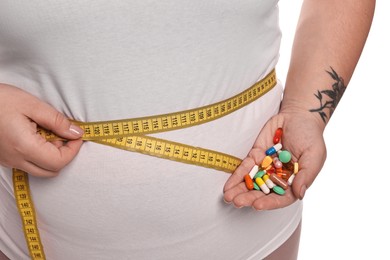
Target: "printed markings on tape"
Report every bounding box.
[95,136,242,173]
[13,169,46,260]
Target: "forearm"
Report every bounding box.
[281,0,375,128]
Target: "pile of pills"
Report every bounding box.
[243,128,299,195]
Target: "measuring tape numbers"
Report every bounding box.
[12,69,276,259]
[13,169,46,260]
[94,136,242,173]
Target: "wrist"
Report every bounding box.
[281,67,347,130]
[279,99,327,133]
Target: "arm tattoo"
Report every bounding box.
[309,67,346,123]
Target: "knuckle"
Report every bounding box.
[53,112,67,129]
[44,161,64,172]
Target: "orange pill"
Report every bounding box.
[244,174,254,190]
[266,167,275,174]
[279,170,293,181]
[261,156,273,169]
[283,161,295,172]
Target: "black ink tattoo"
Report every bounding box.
[309,67,346,123]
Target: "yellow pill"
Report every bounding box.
[261,156,273,169]
[263,174,275,189]
[255,177,270,194]
[293,162,299,174]
[288,162,299,185]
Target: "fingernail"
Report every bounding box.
[69,124,84,136]
[223,198,231,204]
[252,206,263,212]
[299,185,307,200]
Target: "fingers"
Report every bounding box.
[224,150,324,210]
[223,145,268,192]
[26,99,84,140]
[251,189,297,210]
[31,138,83,170]
[223,110,328,211]
[224,182,266,208]
[223,157,256,192]
[16,139,83,177]
[18,160,65,178]
[19,94,85,176]
[291,149,326,200]
[223,155,296,210]
[0,85,84,177]
[9,118,84,177]
[11,132,84,177]
[224,177,297,210]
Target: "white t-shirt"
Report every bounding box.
[0,1,302,259]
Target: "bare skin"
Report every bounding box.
[0,84,83,177]
[223,0,375,211]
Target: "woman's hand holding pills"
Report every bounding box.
[223,110,326,210]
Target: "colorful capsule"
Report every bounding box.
[266,167,275,174]
[273,128,283,144]
[248,165,259,179]
[241,128,299,196]
[254,170,266,179]
[293,162,299,174]
[287,174,295,186]
[265,143,282,156]
[261,156,273,169]
[283,160,295,171]
[263,174,275,189]
[244,174,254,190]
[273,157,283,169]
[255,177,270,194]
[288,163,299,185]
[269,173,289,190]
[278,170,292,181]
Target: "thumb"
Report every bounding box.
[28,100,84,140]
[291,150,326,200]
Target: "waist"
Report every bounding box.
[30,82,283,201]
[0,82,290,260]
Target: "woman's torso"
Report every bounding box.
[0,1,302,259]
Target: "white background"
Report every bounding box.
[277,0,390,259]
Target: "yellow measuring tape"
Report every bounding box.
[12,69,276,259]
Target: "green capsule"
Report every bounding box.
[253,182,260,191]
[272,185,286,195]
[254,170,265,179]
